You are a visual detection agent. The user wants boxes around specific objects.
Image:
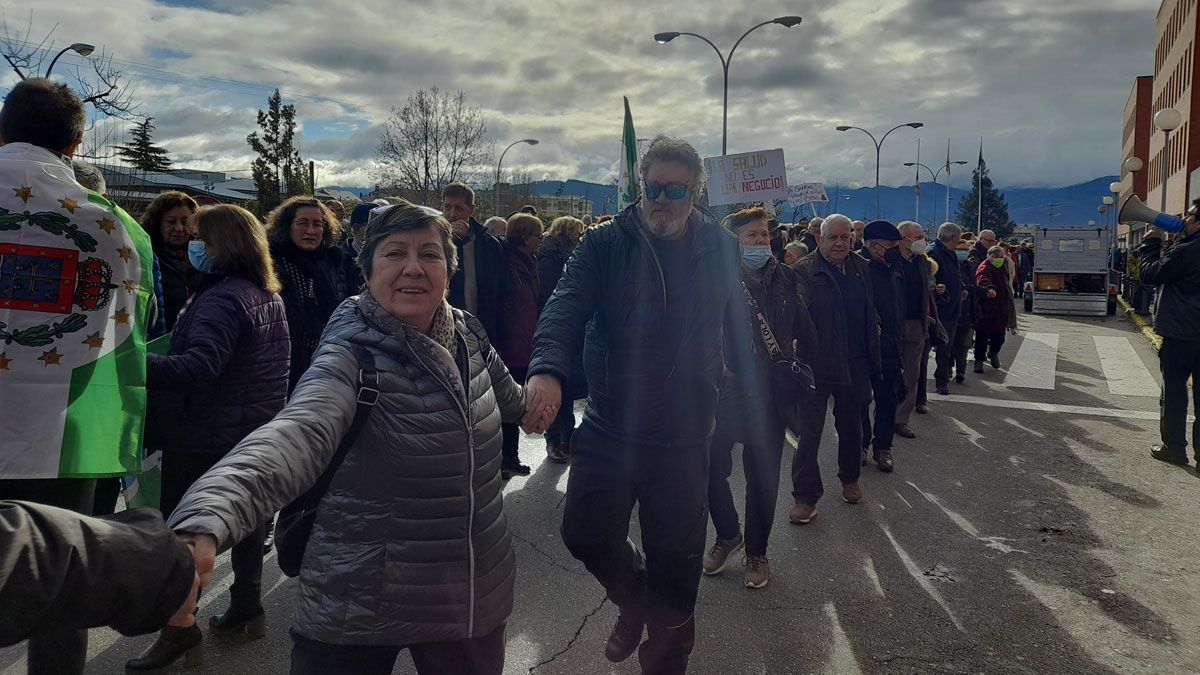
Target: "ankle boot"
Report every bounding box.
[125,624,203,672]
[209,587,266,639]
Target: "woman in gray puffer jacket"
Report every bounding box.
[167,204,529,675]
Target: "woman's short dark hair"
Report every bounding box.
[357,204,457,281]
[0,78,85,151]
[506,213,543,244]
[142,191,200,252]
[264,196,341,248]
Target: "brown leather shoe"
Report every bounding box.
[895,424,916,439]
[788,503,817,524]
[842,482,863,504]
[546,441,569,464]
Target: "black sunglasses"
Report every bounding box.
[644,183,690,200]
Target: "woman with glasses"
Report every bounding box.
[496,213,544,479]
[266,197,356,394]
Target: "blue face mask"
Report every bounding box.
[741,245,773,269]
[188,239,216,273]
[955,250,968,262]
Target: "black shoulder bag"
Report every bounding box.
[743,283,815,401]
[276,344,380,578]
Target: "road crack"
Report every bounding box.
[509,528,589,577]
[529,596,608,673]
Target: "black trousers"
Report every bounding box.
[0,477,96,675]
[869,368,903,454]
[543,395,576,445]
[561,423,708,675]
[933,319,963,387]
[708,411,787,557]
[791,363,870,505]
[289,625,505,675]
[160,452,266,600]
[1159,337,1200,458]
[92,476,123,516]
[974,330,1006,361]
[952,320,973,377]
[500,367,527,464]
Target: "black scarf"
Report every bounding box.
[273,242,343,339]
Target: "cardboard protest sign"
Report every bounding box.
[704,149,787,206]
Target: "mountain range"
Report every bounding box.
[323,175,1124,226]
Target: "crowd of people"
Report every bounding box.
[9,75,1172,675]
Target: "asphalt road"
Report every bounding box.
[3,307,1197,674]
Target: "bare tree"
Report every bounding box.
[375,88,491,207]
[0,10,140,159]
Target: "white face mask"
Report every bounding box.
[910,239,928,256]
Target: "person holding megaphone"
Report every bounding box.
[1136,198,1200,467]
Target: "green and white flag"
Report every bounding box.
[0,142,153,478]
[617,96,639,211]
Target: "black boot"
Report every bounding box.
[125,624,203,672]
[209,587,265,639]
[605,607,645,663]
[973,360,984,374]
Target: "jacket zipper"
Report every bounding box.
[411,339,476,638]
[635,223,674,377]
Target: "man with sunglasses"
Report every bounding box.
[523,136,747,674]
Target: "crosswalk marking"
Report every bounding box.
[1093,336,1161,397]
[1003,332,1059,390]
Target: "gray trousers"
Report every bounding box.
[896,319,926,425]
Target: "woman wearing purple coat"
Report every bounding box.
[128,205,290,672]
[973,246,1017,373]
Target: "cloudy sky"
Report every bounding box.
[7,0,1160,191]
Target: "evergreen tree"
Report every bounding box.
[954,158,1016,239]
[115,117,172,172]
[247,90,310,215]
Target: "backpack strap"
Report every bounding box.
[307,343,379,500]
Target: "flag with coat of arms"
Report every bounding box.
[0,142,153,478]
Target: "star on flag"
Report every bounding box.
[97,218,116,234]
[58,197,79,214]
[38,348,62,366]
[112,308,130,325]
[83,332,105,349]
[13,186,33,203]
[0,352,10,370]
[122,279,136,293]
[117,246,133,262]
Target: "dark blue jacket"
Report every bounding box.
[145,274,290,455]
[528,206,749,446]
[1140,232,1200,340]
[448,218,509,343]
[929,239,964,323]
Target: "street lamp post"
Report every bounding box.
[495,138,539,216]
[903,160,967,223]
[654,16,802,156]
[1108,180,1122,254]
[46,43,96,77]
[838,122,924,218]
[1153,107,1182,213]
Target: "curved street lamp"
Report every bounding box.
[46,43,96,77]
[654,16,803,155]
[905,160,968,223]
[495,138,539,215]
[839,122,924,218]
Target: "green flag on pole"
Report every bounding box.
[618,97,639,211]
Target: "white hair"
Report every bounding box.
[896,220,923,238]
[979,229,996,240]
[820,213,852,237]
[72,159,105,194]
[937,221,962,242]
[785,241,808,255]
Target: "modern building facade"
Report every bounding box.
[1144,0,1198,220]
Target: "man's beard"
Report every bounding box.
[640,203,691,239]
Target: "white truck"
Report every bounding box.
[1023,226,1116,317]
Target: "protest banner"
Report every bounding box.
[703,149,788,206]
[787,183,829,206]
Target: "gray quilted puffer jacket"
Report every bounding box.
[168,294,524,646]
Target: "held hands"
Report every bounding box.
[167,534,216,628]
[987,289,998,299]
[521,374,562,434]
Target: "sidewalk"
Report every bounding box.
[1118,297,1162,351]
